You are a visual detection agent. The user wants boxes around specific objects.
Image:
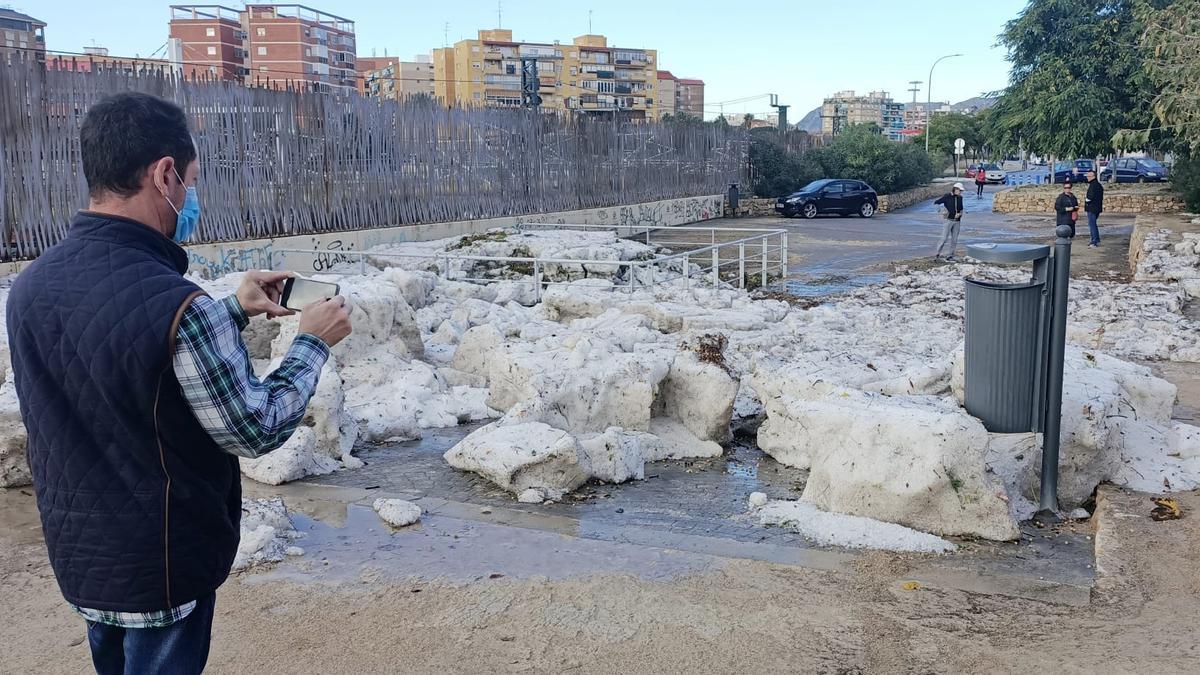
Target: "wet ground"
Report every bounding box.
[715,185,1136,295]
[243,421,1098,605]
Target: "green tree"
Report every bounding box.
[919,113,985,157]
[1139,0,1200,148]
[989,0,1164,159]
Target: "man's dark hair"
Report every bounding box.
[80,93,196,199]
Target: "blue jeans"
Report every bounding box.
[1087,211,1100,245]
[86,592,215,675]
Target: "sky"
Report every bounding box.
[24,0,1030,119]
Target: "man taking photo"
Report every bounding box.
[6,92,352,674]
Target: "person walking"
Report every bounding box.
[6,93,353,674]
[975,164,987,198]
[933,182,965,261]
[1084,169,1104,247]
[1055,179,1080,239]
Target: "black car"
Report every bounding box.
[775,179,878,219]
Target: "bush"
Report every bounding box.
[1171,151,1200,211]
[749,124,936,197]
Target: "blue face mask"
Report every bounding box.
[165,168,200,243]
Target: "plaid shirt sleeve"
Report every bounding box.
[173,295,330,459]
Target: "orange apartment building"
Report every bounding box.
[169,4,356,93]
[0,8,46,61]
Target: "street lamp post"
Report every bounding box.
[925,53,964,155]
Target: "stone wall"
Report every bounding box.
[877,184,947,213]
[725,198,777,218]
[725,184,945,219]
[1129,214,1200,288]
[994,184,1184,214]
[55,194,722,280]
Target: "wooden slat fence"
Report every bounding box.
[0,56,747,261]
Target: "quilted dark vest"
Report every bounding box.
[7,212,241,612]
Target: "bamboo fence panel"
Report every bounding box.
[0,56,746,261]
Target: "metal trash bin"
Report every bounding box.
[963,243,1052,433]
[726,183,740,217]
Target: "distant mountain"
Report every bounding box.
[796,106,823,133]
[951,96,999,112]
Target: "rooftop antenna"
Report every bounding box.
[908,80,923,104]
[443,22,449,48]
[497,0,502,28]
[588,9,593,34]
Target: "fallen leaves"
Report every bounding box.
[1151,497,1182,522]
[900,581,922,591]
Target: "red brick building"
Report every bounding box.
[169,5,246,81]
[169,4,356,93]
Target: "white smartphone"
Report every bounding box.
[281,276,340,311]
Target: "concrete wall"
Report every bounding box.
[184,194,724,278]
[0,194,724,278]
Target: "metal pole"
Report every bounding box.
[925,53,963,155]
[533,259,542,302]
[780,232,789,278]
[761,237,768,288]
[1038,224,1073,519]
[711,248,719,288]
[738,243,745,289]
[627,260,636,294]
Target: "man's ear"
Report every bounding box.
[148,156,175,196]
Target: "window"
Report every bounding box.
[472,62,481,69]
[207,46,216,56]
[259,66,268,72]
[256,27,266,37]
[473,92,481,100]
[305,48,311,57]
[205,27,215,37]
[257,46,267,56]
[570,66,577,75]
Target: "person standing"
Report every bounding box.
[933,182,965,261]
[1084,170,1104,247]
[1055,180,1080,238]
[6,93,353,674]
[975,164,987,198]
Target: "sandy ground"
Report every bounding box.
[1,483,1199,674]
[5,202,1198,673]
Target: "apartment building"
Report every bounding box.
[355,55,394,94]
[0,8,45,61]
[676,78,704,117]
[821,90,907,141]
[169,4,357,93]
[168,5,246,81]
[46,46,167,74]
[432,29,659,119]
[656,71,678,117]
[362,55,435,101]
[654,71,706,119]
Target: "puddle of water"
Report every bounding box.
[783,272,889,297]
[249,503,722,586]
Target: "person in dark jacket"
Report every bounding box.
[6,93,353,674]
[1055,180,1080,238]
[933,183,965,261]
[1084,170,1105,247]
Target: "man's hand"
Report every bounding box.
[236,270,294,319]
[299,296,352,348]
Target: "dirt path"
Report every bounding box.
[3,485,1200,674]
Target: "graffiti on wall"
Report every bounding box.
[187,244,277,279]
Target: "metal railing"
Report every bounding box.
[267,224,788,302]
